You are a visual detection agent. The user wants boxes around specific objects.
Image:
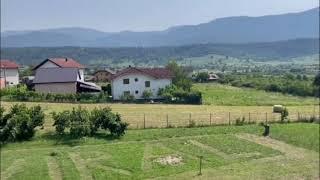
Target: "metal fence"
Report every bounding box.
[121,112,319,129]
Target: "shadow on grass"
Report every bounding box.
[39,131,121,147]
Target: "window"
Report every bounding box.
[135,90,139,94]
[123,78,129,84]
[145,81,150,87]
[123,91,130,96]
[135,78,138,82]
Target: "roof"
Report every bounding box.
[33,58,85,70]
[111,67,174,80]
[33,68,80,84]
[0,60,19,69]
[94,69,116,75]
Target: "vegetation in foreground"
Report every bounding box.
[1,123,319,179]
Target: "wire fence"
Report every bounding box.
[121,112,319,129]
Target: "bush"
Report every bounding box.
[120,93,135,102]
[52,106,128,137]
[69,107,91,137]
[280,108,289,123]
[159,85,202,104]
[142,90,153,100]
[0,104,45,142]
[52,111,71,134]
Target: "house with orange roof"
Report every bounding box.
[0,59,19,88]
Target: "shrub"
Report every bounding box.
[142,90,153,100]
[90,107,128,137]
[0,104,45,142]
[120,94,135,102]
[52,111,71,134]
[280,108,289,123]
[159,85,202,104]
[52,106,128,137]
[69,107,91,137]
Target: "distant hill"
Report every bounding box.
[1,7,319,47]
[1,38,318,66]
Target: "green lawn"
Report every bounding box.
[1,123,319,179]
[193,83,317,106]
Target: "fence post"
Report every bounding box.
[189,113,192,126]
[228,112,231,125]
[265,112,268,123]
[210,113,212,126]
[297,112,300,121]
[249,112,251,123]
[143,113,146,129]
[166,114,169,128]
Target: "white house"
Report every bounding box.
[33,58,85,81]
[0,60,19,88]
[111,67,173,100]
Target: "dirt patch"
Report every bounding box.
[47,156,62,180]
[154,155,183,166]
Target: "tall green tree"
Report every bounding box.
[166,61,192,91]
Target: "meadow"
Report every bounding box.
[1,83,318,129]
[193,83,317,106]
[1,123,319,179]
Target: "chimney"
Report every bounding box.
[65,58,68,62]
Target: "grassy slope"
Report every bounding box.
[1,123,319,179]
[193,83,317,106]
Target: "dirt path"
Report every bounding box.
[47,156,63,180]
[1,159,25,180]
[68,152,93,180]
[141,143,153,170]
[235,133,317,159]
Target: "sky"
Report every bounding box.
[1,0,319,32]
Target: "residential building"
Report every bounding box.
[0,60,19,88]
[33,68,101,94]
[33,58,85,81]
[111,67,173,100]
[93,69,116,82]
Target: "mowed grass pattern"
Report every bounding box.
[1,123,319,179]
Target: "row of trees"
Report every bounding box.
[217,73,319,97]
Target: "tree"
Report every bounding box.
[166,61,192,91]
[142,90,153,100]
[195,72,209,83]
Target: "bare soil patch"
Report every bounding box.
[154,155,183,166]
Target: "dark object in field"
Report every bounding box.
[263,124,270,136]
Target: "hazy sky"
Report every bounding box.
[1,0,319,32]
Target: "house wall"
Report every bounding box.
[111,73,171,100]
[0,68,19,86]
[35,82,76,94]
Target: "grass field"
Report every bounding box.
[1,101,318,130]
[1,123,319,179]
[193,83,317,106]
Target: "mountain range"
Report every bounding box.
[1,7,319,47]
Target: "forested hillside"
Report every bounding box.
[1,38,318,65]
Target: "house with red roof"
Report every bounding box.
[32,58,101,94]
[33,58,85,81]
[0,60,19,88]
[111,66,173,100]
